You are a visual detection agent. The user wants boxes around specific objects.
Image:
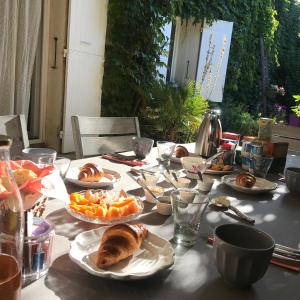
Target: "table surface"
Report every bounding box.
[22,146,300,300]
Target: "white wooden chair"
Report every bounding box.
[0,115,29,158]
[71,116,141,159]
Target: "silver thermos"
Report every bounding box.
[195,109,222,157]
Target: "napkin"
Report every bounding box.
[101,154,146,167]
[207,235,300,273]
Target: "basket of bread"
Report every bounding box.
[0,160,68,214]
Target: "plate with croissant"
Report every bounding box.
[69,223,174,280]
[222,173,278,194]
[66,163,120,188]
[66,189,144,224]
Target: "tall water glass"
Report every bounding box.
[157,141,175,169]
[0,136,24,300]
[171,189,209,246]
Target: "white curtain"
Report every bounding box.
[0,0,42,118]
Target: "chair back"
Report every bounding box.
[0,115,29,158]
[71,116,141,158]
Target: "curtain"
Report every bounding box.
[0,0,42,118]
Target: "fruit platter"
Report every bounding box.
[66,189,143,224]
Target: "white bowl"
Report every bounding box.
[181,156,206,179]
[176,177,191,188]
[156,196,172,215]
[144,186,164,203]
[197,178,215,193]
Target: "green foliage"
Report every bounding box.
[102,0,299,136]
[292,95,300,117]
[138,81,208,142]
[101,0,174,116]
[221,100,258,137]
[272,0,300,107]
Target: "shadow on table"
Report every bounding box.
[45,254,172,300]
[46,208,98,240]
[214,183,274,202]
[280,193,300,209]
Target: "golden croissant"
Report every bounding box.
[78,163,103,182]
[236,173,256,188]
[96,223,148,269]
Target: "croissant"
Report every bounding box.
[96,223,148,269]
[78,163,103,182]
[175,145,189,158]
[236,173,256,188]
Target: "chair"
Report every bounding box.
[71,116,141,159]
[0,115,29,158]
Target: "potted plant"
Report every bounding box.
[289,95,300,127]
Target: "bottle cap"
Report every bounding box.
[0,135,12,147]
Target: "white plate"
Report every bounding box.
[69,227,174,280]
[66,167,120,188]
[205,168,234,175]
[66,189,144,225]
[222,175,278,194]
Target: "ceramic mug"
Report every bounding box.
[285,167,300,194]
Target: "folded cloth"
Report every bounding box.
[101,154,146,167]
[207,235,300,273]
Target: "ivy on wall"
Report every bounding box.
[101,0,298,137]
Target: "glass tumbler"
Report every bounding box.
[171,189,209,246]
[157,141,176,169]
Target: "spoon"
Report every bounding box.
[136,178,158,200]
[211,196,255,224]
[197,171,203,181]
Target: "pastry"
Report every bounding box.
[175,145,189,158]
[13,169,38,186]
[236,173,256,188]
[96,223,148,269]
[78,163,103,182]
[223,165,233,171]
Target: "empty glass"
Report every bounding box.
[171,189,209,246]
[54,157,71,178]
[157,141,176,169]
[132,137,154,159]
[22,148,57,165]
[249,155,273,178]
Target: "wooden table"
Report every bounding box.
[22,148,300,300]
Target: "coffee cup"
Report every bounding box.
[213,223,274,287]
[285,167,300,194]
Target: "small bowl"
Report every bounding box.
[213,224,275,288]
[144,186,164,204]
[156,196,172,215]
[285,167,300,194]
[197,178,215,193]
[181,156,206,179]
[176,177,191,188]
[143,173,160,186]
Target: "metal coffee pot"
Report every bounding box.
[195,109,222,157]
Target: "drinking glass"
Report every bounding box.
[132,137,154,159]
[22,218,54,285]
[171,189,209,246]
[22,148,57,165]
[157,141,176,169]
[54,157,71,178]
[249,155,273,178]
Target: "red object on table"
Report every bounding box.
[101,154,146,167]
[222,132,240,141]
[207,235,300,273]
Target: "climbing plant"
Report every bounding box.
[101,0,287,138]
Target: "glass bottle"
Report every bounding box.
[0,136,24,300]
